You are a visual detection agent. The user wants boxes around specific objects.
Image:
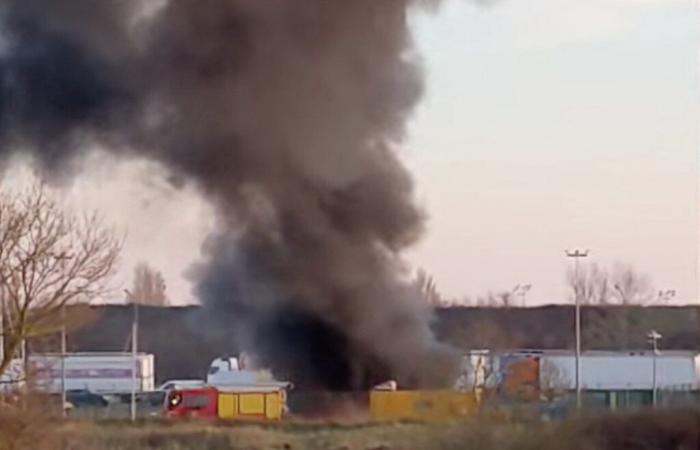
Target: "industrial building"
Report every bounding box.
[461,349,700,409]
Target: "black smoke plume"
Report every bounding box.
[0,0,459,389]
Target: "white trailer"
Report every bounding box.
[471,350,700,393]
[27,352,155,394]
[537,350,700,391]
[0,358,25,392]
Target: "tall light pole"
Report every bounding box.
[56,253,71,417]
[521,284,531,307]
[60,305,67,418]
[0,294,4,364]
[566,249,589,411]
[657,290,676,303]
[647,330,662,407]
[124,289,138,422]
[512,284,532,307]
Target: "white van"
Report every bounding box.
[157,379,206,392]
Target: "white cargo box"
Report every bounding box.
[29,352,155,394]
[539,350,700,391]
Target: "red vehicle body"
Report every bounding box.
[164,387,218,418]
[164,386,287,421]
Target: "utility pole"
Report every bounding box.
[125,289,138,422]
[566,249,589,411]
[647,330,662,407]
[0,294,4,364]
[60,305,67,418]
[21,335,27,400]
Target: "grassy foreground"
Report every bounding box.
[1,408,698,450]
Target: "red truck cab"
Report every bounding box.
[164,387,218,418]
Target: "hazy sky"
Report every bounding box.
[405,0,698,304]
[6,0,698,305]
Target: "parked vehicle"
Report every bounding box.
[206,355,285,388]
[157,379,206,392]
[65,389,109,408]
[28,352,155,394]
[164,385,288,421]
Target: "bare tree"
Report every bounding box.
[413,268,443,307]
[491,291,514,308]
[566,262,610,305]
[130,262,169,306]
[473,292,502,308]
[0,184,121,379]
[610,263,655,305]
[566,261,654,306]
[473,288,521,308]
[566,261,656,349]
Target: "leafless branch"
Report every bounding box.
[0,183,121,378]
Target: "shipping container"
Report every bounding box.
[369,390,478,421]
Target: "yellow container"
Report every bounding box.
[218,392,238,419]
[369,390,478,421]
[217,390,285,421]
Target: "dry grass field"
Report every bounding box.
[0,407,697,450]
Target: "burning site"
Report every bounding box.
[0,0,460,390]
[0,0,698,447]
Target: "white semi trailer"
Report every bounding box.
[2,352,155,394]
[460,349,700,393]
[538,350,700,391]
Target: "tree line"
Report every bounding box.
[0,181,696,385]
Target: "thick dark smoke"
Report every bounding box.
[0,0,461,389]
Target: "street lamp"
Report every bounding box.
[60,305,67,418]
[54,253,72,418]
[512,284,532,307]
[647,330,662,407]
[657,290,676,303]
[124,289,138,422]
[566,249,589,411]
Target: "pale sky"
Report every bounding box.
[405,0,698,304]
[5,0,698,305]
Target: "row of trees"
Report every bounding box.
[413,264,681,352]
[415,264,698,353]
[567,262,661,305]
[0,181,687,384]
[414,262,664,308]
